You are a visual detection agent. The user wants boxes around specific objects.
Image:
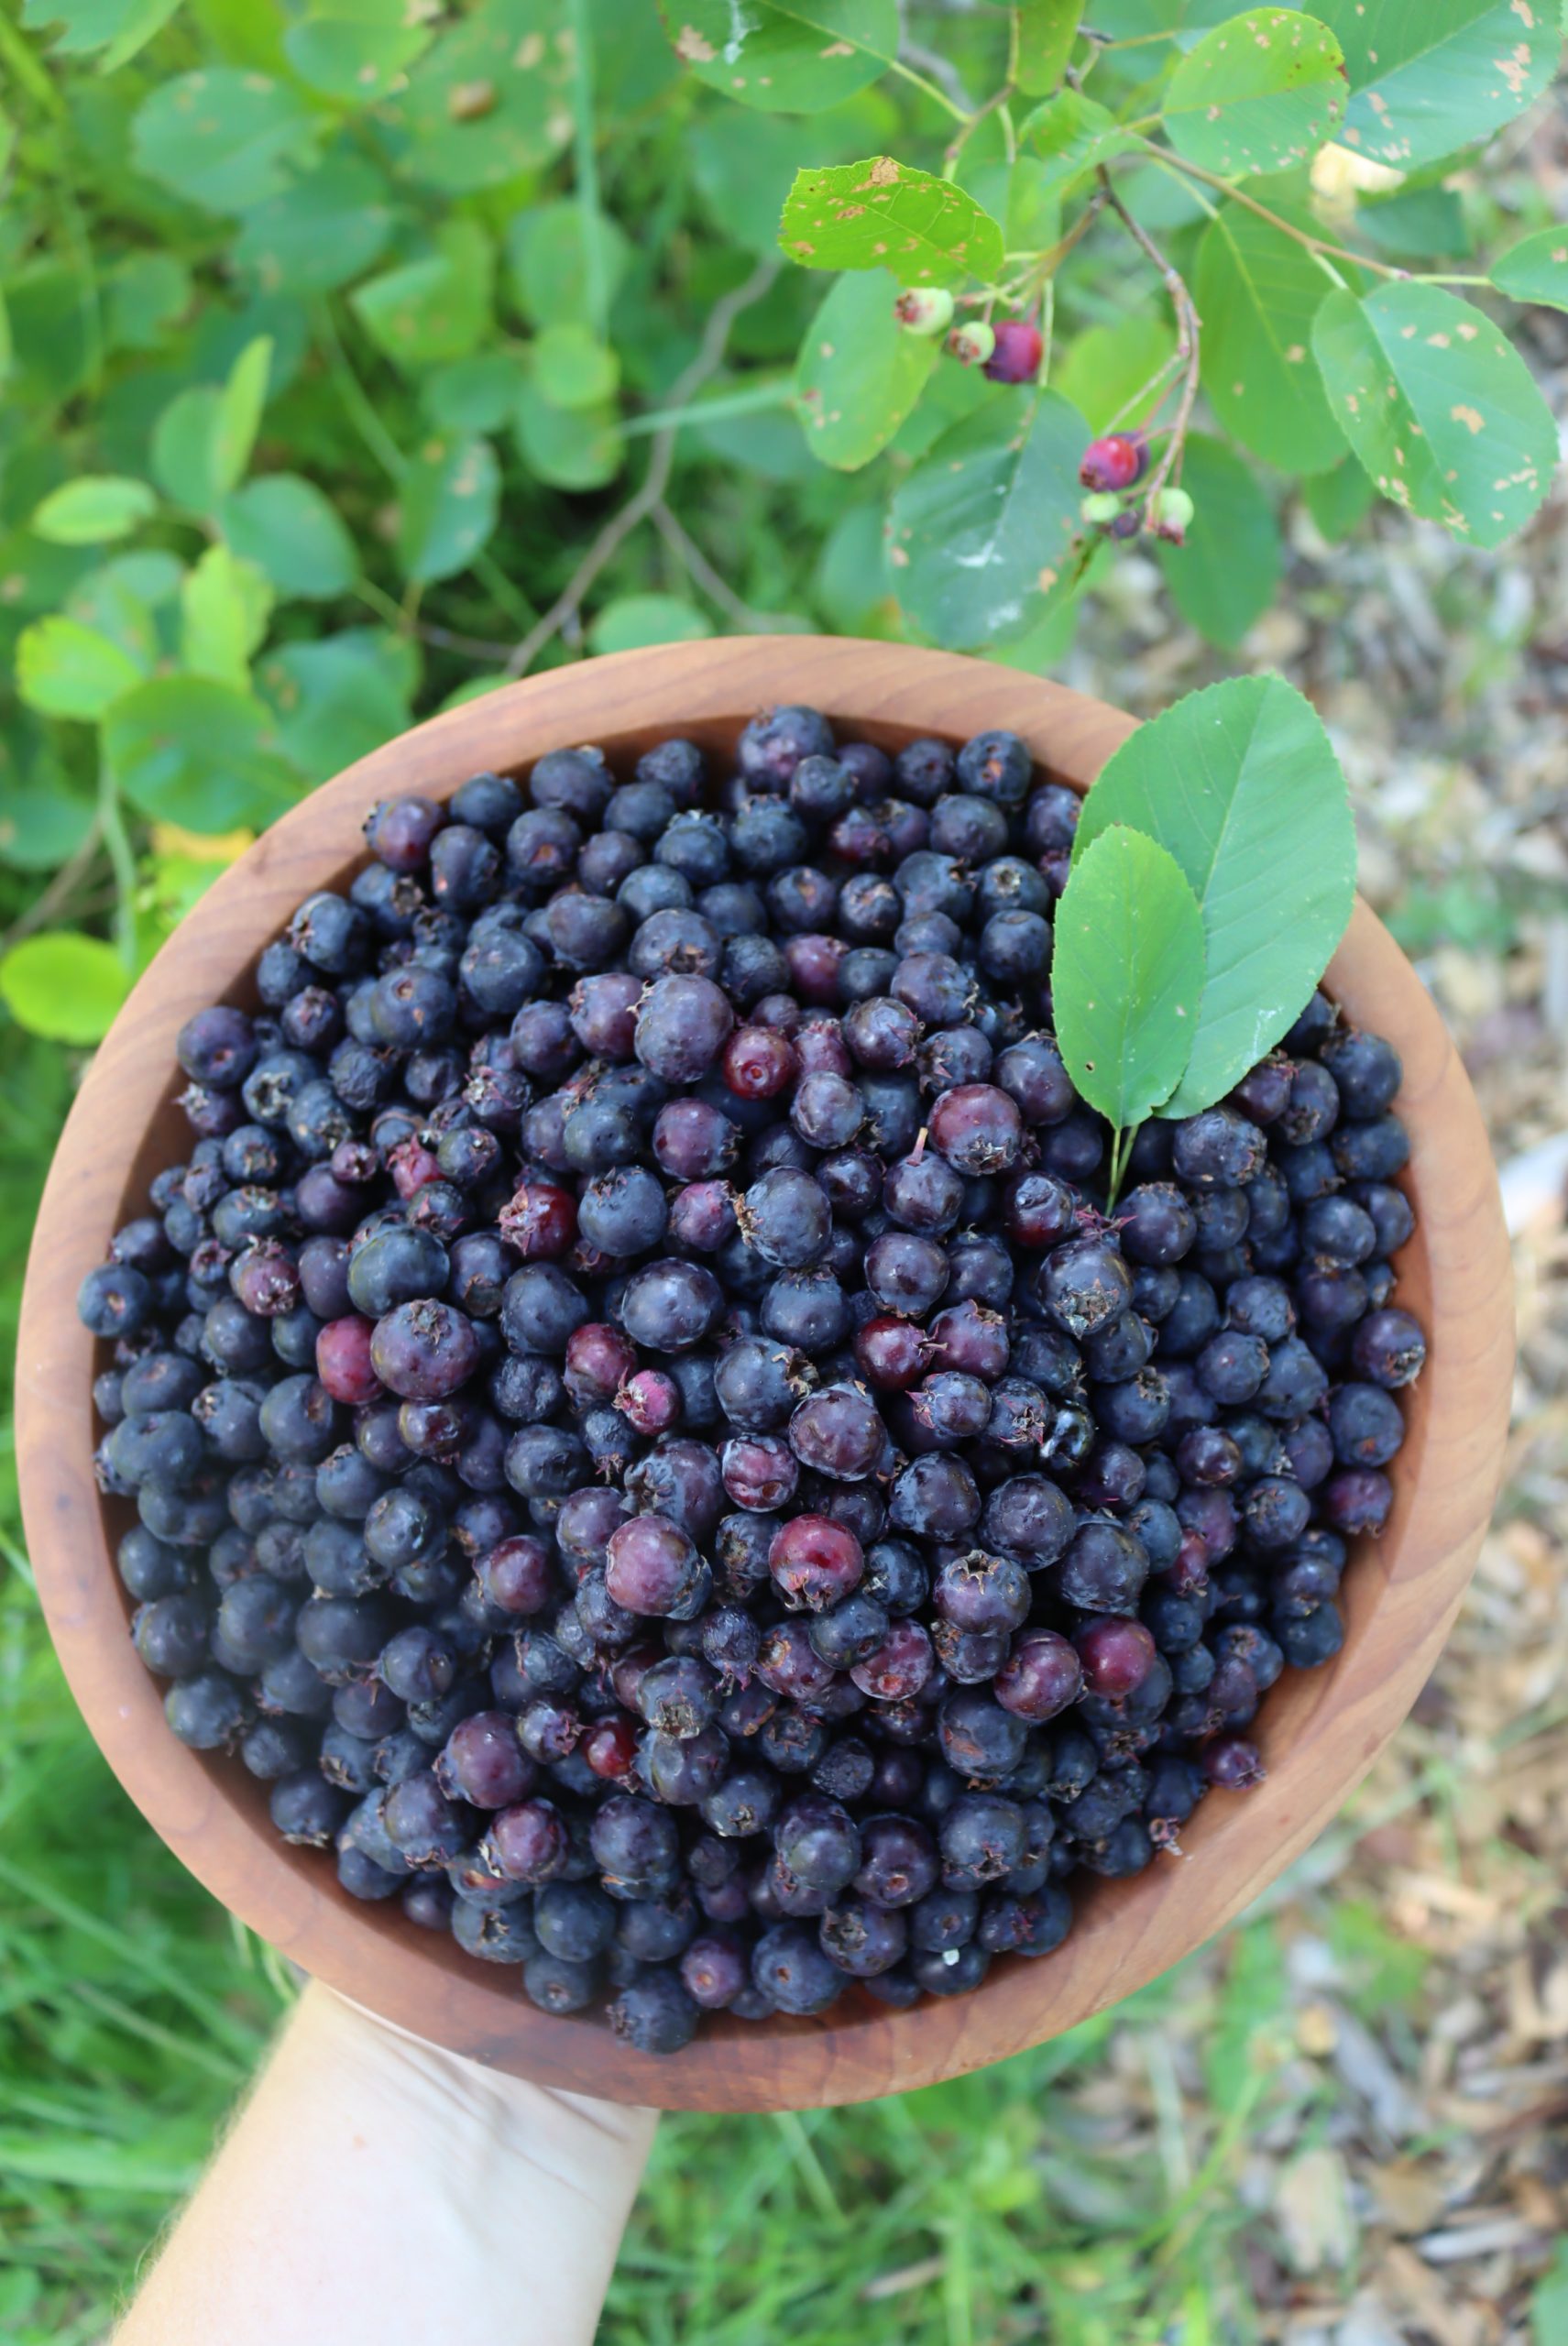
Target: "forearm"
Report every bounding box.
[115,1979,657,2346]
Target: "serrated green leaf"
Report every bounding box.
[513,386,625,488]
[659,0,897,113]
[532,324,620,412]
[211,335,271,496]
[231,159,395,296]
[780,157,1004,288]
[131,71,317,214]
[1312,0,1556,171]
[351,224,493,370]
[1194,204,1346,474]
[386,0,574,194]
[795,269,938,470]
[217,475,357,599]
[1016,0,1080,94]
[1312,280,1557,549]
[1022,91,1142,195]
[887,389,1090,649]
[1491,224,1568,313]
[1054,314,1177,432]
[29,477,158,546]
[1074,674,1356,1114]
[180,546,273,686]
[588,595,712,653]
[396,434,501,583]
[104,675,298,830]
[1155,433,1282,649]
[1163,9,1346,176]
[505,200,635,325]
[1301,453,1376,539]
[16,617,142,719]
[0,933,130,1046]
[283,13,430,104]
[1052,827,1206,1135]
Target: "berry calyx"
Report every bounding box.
[982,320,1044,385]
[946,321,996,368]
[894,286,956,336]
[1079,433,1147,492]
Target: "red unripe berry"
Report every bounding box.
[983,320,1044,384]
[564,1321,637,1407]
[994,1628,1082,1722]
[615,1368,682,1436]
[389,1136,442,1199]
[854,1313,930,1391]
[582,1716,640,1781]
[723,1025,798,1101]
[315,1314,383,1406]
[1079,433,1147,492]
[1202,1736,1266,1791]
[499,1179,577,1259]
[768,1514,864,1610]
[1073,1615,1157,1698]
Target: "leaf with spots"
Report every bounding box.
[1021,90,1142,195]
[1162,9,1347,177]
[130,71,318,215]
[1051,827,1206,1144]
[779,158,1004,287]
[1491,224,1568,314]
[1073,674,1356,1117]
[1016,0,1081,94]
[658,0,898,114]
[1194,203,1347,475]
[887,389,1090,649]
[386,0,574,194]
[1154,433,1283,650]
[396,434,501,584]
[1311,280,1557,549]
[1312,0,1557,173]
[795,269,938,470]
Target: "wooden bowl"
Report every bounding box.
[16,639,1514,2112]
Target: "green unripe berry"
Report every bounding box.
[1080,491,1123,529]
[1153,487,1195,532]
[945,321,996,368]
[894,287,956,336]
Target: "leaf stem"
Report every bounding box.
[1102,349,1183,433]
[1097,170,1202,530]
[1137,141,1409,281]
[313,301,407,481]
[621,377,793,438]
[886,55,970,122]
[942,82,1014,178]
[96,766,137,976]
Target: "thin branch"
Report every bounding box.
[503,258,781,679]
[97,767,138,973]
[894,13,978,116]
[313,300,407,481]
[0,818,104,958]
[1098,170,1201,531]
[651,502,799,635]
[944,82,1014,177]
[1141,143,1411,281]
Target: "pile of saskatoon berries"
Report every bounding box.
[77,707,1427,2055]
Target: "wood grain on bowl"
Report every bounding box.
[16,639,1514,2111]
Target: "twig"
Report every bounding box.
[503,258,780,679]
[944,82,1014,177]
[353,577,516,663]
[97,767,138,972]
[1098,170,1201,530]
[650,502,799,634]
[0,818,104,957]
[1139,143,1412,281]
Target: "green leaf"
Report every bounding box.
[659,0,897,113]
[181,546,274,687]
[218,475,357,599]
[514,385,625,488]
[396,434,501,583]
[387,0,575,194]
[1312,0,1557,171]
[588,595,713,653]
[1155,433,1282,649]
[888,389,1090,649]
[5,262,95,404]
[505,202,635,328]
[0,783,96,873]
[779,157,1004,288]
[231,159,395,296]
[1491,224,1568,313]
[1312,280,1557,550]
[15,617,142,719]
[814,498,895,630]
[1020,91,1142,195]
[1302,454,1375,539]
[1016,0,1080,94]
[1357,181,1469,259]
[150,385,225,513]
[131,71,317,214]
[1054,314,1177,433]
[1163,10,1347,176]
[1051,827,1206,1135]
[1194,204,1346,475]
[1533,2241,1568,2346]
[258,630,413,782]
[0,934,130,1047]
[105,675,298,831]
[28,477,158,546]
[283,12,431,105]
[105,253,192,350]
[795,269,939,470]
[62,557,169,672]
[1074,674,1356,1114]
[689,94,894,258]
[351,224,493,370]
[422,354,522,433]
[212,335,271,497]
[532,324,620,412]
[20,0,178,66]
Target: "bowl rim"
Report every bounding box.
[16,636,1515,2111]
